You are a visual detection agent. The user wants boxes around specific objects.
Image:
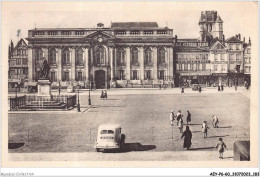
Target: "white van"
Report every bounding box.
[94,123,125,152]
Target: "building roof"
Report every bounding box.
[111,22,159,29]
[225,36,242,43]
[177,38,200,42]
[216,15,223,22]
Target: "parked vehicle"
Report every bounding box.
[94,124,125,152]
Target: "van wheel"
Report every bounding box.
[96,148,100,152]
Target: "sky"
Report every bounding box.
[2,1,258,45]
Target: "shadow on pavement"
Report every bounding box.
[223,156,233,159]
[121,143,156,152]
[8,142,25,149]
[92,105,124,108]
[192,131,201,133]
[189,147,215,151]
[208,135,229,138]
[218,126,232,129]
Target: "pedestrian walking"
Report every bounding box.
[216,138,227,159]
[221,84,224,92]
[176,110,182,126]
[235,85,237,91]
[159,84,161,90]
[218,85,220,92]
[202,121,209,138]
[199,86,202,93]
[103,90,107,100]
[58,82,61,95]
[100,90,104,100]
[181,126,192,150]
[181,86,184,93]
[170,110,175,126]
[186,110,191,125]
[212,115,219,128]
[178,117,184,133]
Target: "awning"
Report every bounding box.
[212,73,227,77]
[180,72,211,76]
[24,82,38,87]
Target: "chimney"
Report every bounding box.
[249,37,251,44]
[175,35,178,43]
[238,34,241,40]
[222,34,225,42]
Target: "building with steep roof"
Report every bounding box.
[8,38,28,91]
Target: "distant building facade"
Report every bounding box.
[26,22,174,89]
[243,38,251,85]
[8,39,28,91]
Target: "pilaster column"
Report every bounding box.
[169,47,173,80]
[42,48,48,61]
[114,48,117,78]
[126,47,131,80]
[71,48,75,81]
[83,48,89,82]
[139,47,144,80]
[110,47,114,80]
[57,48,62,81]
[153,47,158,80]
[28,47,34,81]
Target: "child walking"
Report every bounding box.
[202,121,209,138]
[216,138,227,159]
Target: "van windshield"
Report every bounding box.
[100,130,114,134]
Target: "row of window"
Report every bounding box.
[177,54,208,60]
[229,53,241,61]
[34,47,168,66]
[177,63,207,71]
[11,58,28,65]
[13,49,27,56]
[229,44,241,50]
[244,66,251,73]
[244,57,251,64]
[35,31,85,36]
[115,30,168,35]
[118,70,166,80]
[213,65,227,72]
[10,68,28,75]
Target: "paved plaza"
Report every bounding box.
[8,87,250,161]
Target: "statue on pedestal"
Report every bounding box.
[40,58,50,80]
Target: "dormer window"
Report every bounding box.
[75,31,84,35]
[157,30,167,35]
[130,30,140,35]
[144,30,153,35]
[48,31,57,36]
[97,23,104,28]
[35,31,44,36]
[116,31,126,35]
[61,31,71,35]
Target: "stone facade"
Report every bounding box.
[26,22,174,88]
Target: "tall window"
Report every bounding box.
[49,48,56,64]
[202,63,206,71]
[214,54,218,61]
[131,48,138,64]
[229,54,235,61]
[77,71,83,81]
[214,65,218,71]
[35,48,43,64]
[247,48,251,54]
[236,44,240,50]
[146,70,151,80]
[190,63,193,70]
[236,53,241,61]
[50,71,56,82]
[158,48,166,64]
[117,48,125,64]
[95,47,105,65]
[16,58,21,65]
[63,71,70,81]
[159,70,165,80]
[221,65,226,72]
[22,58,27,65]
[196,63,200,71]
[229,44,234,50]
[221,54,225,61]
[132,70,138,80]
[145,48,152,64]
[119,70,125,80]
[184,63,188,71]
[76,48,84,65]
[62,48,70,65]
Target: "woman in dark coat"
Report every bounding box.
[181,126,192,149]
[186,110,191,124]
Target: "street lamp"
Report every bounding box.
[15,83,18,109]
[88,82,91,105]
[234,68,238,91]
[77,83,80,112]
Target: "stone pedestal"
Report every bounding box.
[37,79,52,98]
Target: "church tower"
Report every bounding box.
[199,11,223,42]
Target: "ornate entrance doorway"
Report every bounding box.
[95,70,105,89]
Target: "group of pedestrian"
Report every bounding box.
[218,84,224,92]
[170,110,191,133]
[170,110,226,158]
[100,90,107,100]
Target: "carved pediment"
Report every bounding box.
[85,31,114,44]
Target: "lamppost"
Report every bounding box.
[88,82,91,105]
[234,68,238,91]
[15,83,18,109]
[77,83,80,112]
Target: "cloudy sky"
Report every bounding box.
[2,1,258,45]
